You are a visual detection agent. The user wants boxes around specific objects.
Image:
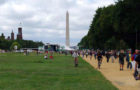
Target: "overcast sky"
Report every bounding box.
[0,0,116,46]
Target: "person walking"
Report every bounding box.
[89,50,92,60]
[119,50,125,71]
[94,51,97,60]
[114,50,117,59]
[86,51,88,58]
[126,50,132,70]
[110,50,115,63]
[132,49,140,69]
[106,51,110,63]
[97,50,103,69]
[72,51,79,67]
[134,53,140,80]
[82,51,85,58]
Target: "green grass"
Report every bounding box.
[0,53,118,90]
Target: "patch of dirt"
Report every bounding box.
[83,56,140,90]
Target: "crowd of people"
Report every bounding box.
[1,48,139,80]
[22,49,140,80]
[72,49,140,80]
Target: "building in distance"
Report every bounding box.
[11,30,14,40]
[17,26,23,40]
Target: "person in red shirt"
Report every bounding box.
[131,50,140,70]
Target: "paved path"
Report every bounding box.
[83,56,140,90]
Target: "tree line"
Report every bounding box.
[78,0,140,51]
[0,37,44,50]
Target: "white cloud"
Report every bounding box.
[0,0,115,46]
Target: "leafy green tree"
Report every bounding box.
[10,42,21,50]
[78,0,140,51]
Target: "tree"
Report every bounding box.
[78,0,140,50]
[10,42,21,50]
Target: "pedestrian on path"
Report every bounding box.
[134,53,140,80]
[94,51,97,60]
[132,49,140,69]
[97,50,103,69]
[106,51,110,63]
[114,50,117,59]
[82,51,85,58]
[110,50,115,63]
[89,50,92,60]
[119,50,125,71]
[133,50,140,80]
[126,50,132,70]
[72,51,79,67]
[86,51,88,58]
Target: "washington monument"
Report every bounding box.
[66,11,70,47]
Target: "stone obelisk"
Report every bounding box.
[66,11,70,47]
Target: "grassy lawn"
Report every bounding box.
[0,53,118,90]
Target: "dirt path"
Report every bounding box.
[83,56,140,90]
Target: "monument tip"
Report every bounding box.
[66,10,69,14]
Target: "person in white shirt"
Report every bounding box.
[73,51,79,67]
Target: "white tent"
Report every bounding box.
[64,46,75,51]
